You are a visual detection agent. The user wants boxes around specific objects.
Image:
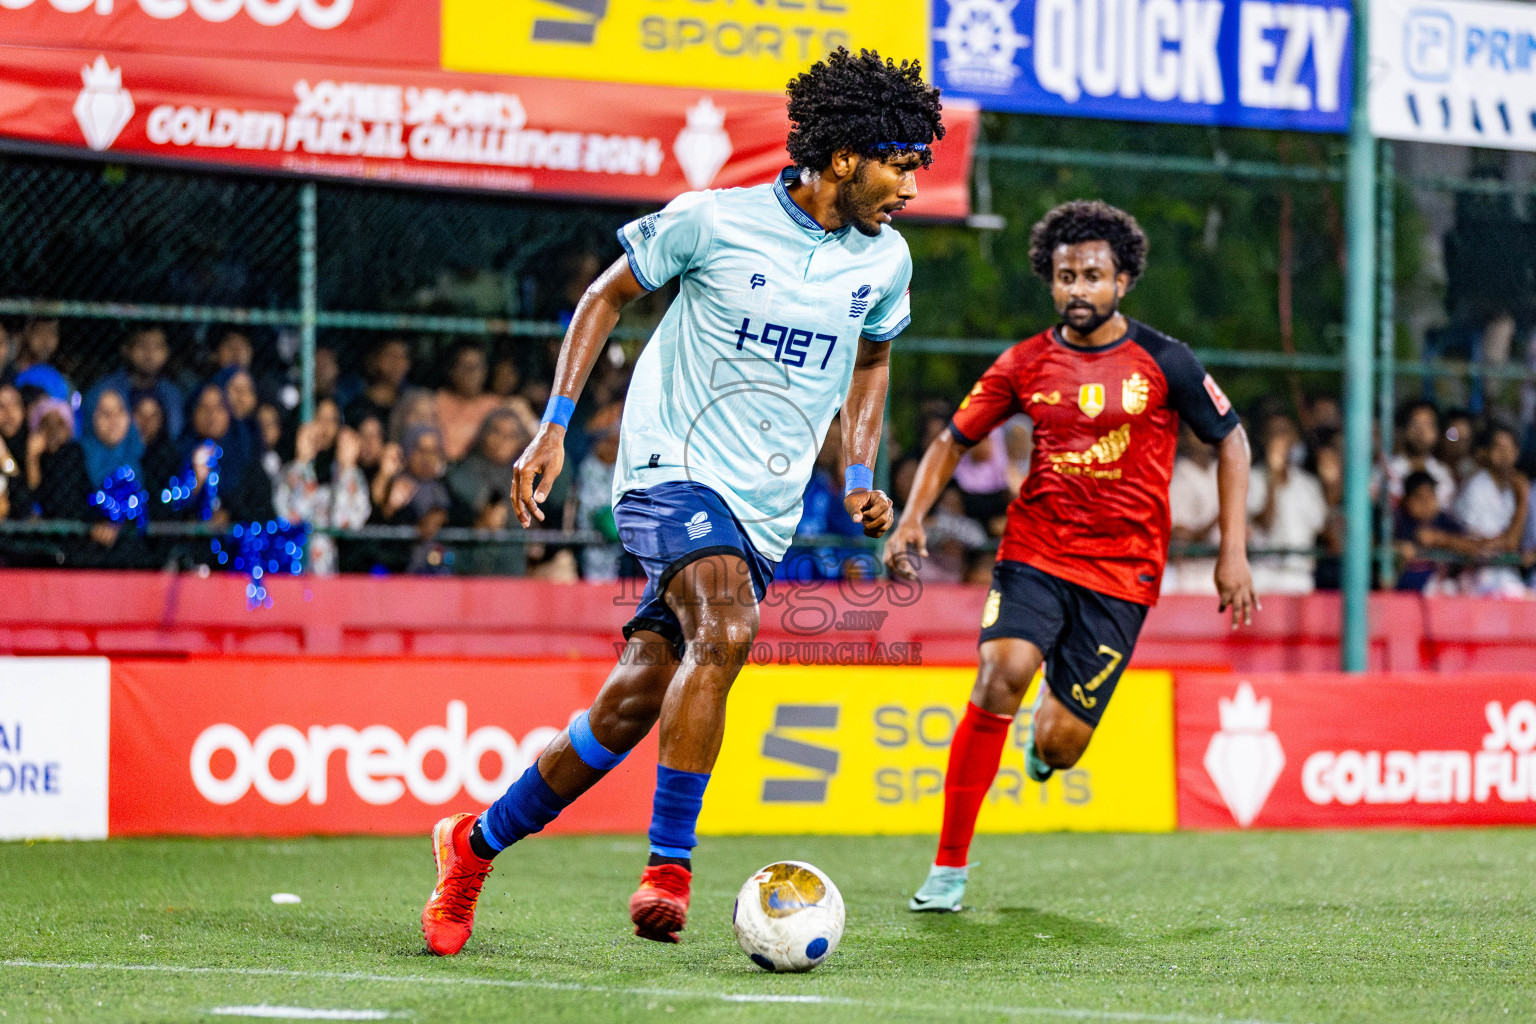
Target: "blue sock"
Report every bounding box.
[648,765,710,861]
[479,764,571,855]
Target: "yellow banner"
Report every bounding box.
[698,666,1176,835]
[441,0,931,94]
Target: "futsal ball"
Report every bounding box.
[732,860,845,972]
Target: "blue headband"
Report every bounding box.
[873,142,929,151]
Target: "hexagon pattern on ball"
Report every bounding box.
[731,861,845,973]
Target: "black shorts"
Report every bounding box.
[978,560,1149,727]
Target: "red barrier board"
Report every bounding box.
[109,657,656,836]
[0,46,977,214]
[1177,672,1536,829]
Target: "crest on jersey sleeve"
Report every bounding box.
[1121,373,1149,415]
[958,380,984,411]
[1078,383,1105,418]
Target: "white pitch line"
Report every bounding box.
[210,1007,399,1020]
[0,959,1289,1024]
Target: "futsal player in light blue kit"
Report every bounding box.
[421,48,946,953]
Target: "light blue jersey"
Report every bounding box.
[612,167,913,562]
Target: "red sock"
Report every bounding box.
[935,702,1013,868]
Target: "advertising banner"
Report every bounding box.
[0,47,977,215]
[699,666,1176,835]
[1179,672,1536,829]
[108,657,657,835]
[441,0,930,95]
[1369,0,1536,152]
[932,0,1351,131]
[0,0,439,67]
[0,657,110,840]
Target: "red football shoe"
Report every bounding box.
[628,863,692,944]
[421,812,493,956]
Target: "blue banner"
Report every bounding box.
[932,0,1353,133]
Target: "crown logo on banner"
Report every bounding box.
[674,98,733,191]
[1203,682,1286,827]
[73,56,135,152]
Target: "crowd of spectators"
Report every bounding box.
[4,310,1536,598]
[0,316,603,578]
[1164,394,1536,597]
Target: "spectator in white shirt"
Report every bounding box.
[1380,400,1457,508]
[1454,421,1529,596]
[1248,412,1328,594]
[1163,423,1221,595]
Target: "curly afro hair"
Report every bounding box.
[1028,200,1149,283]
[785,48,945,173]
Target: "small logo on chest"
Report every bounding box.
[849,284,872,319]
[1078,384,1105,418]
[1122,373,1149,415]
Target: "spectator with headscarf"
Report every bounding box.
[376,424,452,573]
[80,387,144,489]
[388,387,438,445]
[447,407,527,529]
[214,366,261,430]
[276,397,370,575]
[378,425,450,524]
[165,382,274,526]
[133,394,180,499]
[24,397,89,521]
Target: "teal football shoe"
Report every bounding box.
[1024,685,1054,783]
[907,864,967,912]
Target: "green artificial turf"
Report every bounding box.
[1,830,1533,1023]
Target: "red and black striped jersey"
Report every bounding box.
[949,319,1240,606]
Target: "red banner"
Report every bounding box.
[0,0,438,67]
[1177,672,1536,829]
[0,45,977,214]
[109,657,657,836]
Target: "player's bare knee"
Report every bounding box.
[683,601,759,665]
[1033,709,1093,769]
[971,646,1039,714]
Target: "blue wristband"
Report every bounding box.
[541,395,575,429]
[845,463,874,494]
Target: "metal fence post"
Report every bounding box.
[1341,0,1378,672]
[1376,140,1397,589]
[299,181,318,425]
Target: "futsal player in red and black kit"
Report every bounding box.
[886,200,1259,911]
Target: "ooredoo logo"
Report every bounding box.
[189,701,555,807]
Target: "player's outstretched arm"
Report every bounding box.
[512,257,648,527]
[1214,424,1259,629]
[882,427,967,580]
[842,337,895,539]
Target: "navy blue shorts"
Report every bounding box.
[978,560,1149,727]
[614,481,777,657]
